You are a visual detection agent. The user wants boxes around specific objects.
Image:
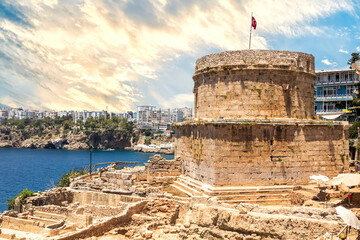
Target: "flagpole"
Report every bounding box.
[249,12,253,49]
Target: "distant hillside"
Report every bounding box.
[0,104,10,109]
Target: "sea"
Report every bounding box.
[0,148,174,212]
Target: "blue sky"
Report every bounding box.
[0,0,359,112]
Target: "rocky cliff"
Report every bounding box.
[0,127,133,150]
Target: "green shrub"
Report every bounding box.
[144,138,151,145]
[21,130,30,140]
[57,169,87,187]
[349,122,360,139]
[6,189,35,210]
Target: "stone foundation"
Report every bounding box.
[176,120,349,186]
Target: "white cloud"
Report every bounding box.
[339,49,349,54]
[321,59,337,66]
[357,46,360,52]
[0,0,355,111]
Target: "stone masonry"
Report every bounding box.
[175,50,349,187]
[193,50,315,119]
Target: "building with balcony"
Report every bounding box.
[315,60,360,119]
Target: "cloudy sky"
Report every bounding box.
[0,0,359,112]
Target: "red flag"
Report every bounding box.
[252,16,257,30]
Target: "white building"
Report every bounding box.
[170,108,184,123]
[136,105,192,131]
[178,107,193,120]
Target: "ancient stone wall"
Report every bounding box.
[26,188,74,208]
[145,155,182,178]
[50,201,147,240]
[193,50,315,119]
[175,120,349,186]
[104,171,137,189]
[72,191,143,206]
[1,216,57,236]
[144,155,182,185]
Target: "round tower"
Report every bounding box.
[193,50,315,119]
[175,50,348,188]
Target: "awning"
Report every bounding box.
[321,113,344,120]
[327,174,360,187]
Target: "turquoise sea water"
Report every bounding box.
[0,148,173,212]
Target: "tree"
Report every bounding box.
[111,115,120,125]
[349,122,360,139]
[348,52,360,67]
[85,117,96,130]
[63,120,72,130]
[98,115,106,124]
[57,169,87,187]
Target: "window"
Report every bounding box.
[324,102,336,111]
[341,73,345,81]
[324,87,336,96]
[349,73,353,80]
[347,85,358,95]
[336,73,340,82]
[331,74,336,82]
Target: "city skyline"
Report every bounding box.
[0,0,359,112]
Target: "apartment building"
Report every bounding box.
[315,60,360,119]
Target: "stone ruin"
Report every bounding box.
[174,50,349,195]
[0,50,357,240]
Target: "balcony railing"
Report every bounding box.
[315,109,344,115]
[315,94,353,101]
[315,79,359,86]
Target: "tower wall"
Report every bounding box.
[193,50,315,119]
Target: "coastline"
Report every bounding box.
[0,127,133,150]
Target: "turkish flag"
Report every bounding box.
[252,16,257,30]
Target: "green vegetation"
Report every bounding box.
[348,52,359,67]
[144,138,151,145]
[143,129,152,137]
[6,188,34,210]
[57,169,87,187]
[256,88,262,97]
[349,122,360,139]
[340,154,345,163]
[0,115,136,140]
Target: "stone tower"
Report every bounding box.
[175,50,349,188]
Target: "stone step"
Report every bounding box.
[172,183,193,197]
[173,175,294,205]
[173,180,203,197]
[177,175,294,196]
[216,193,290,201]
[177,176,210,192]
[176,178,211,195]
[223,198,292,206]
